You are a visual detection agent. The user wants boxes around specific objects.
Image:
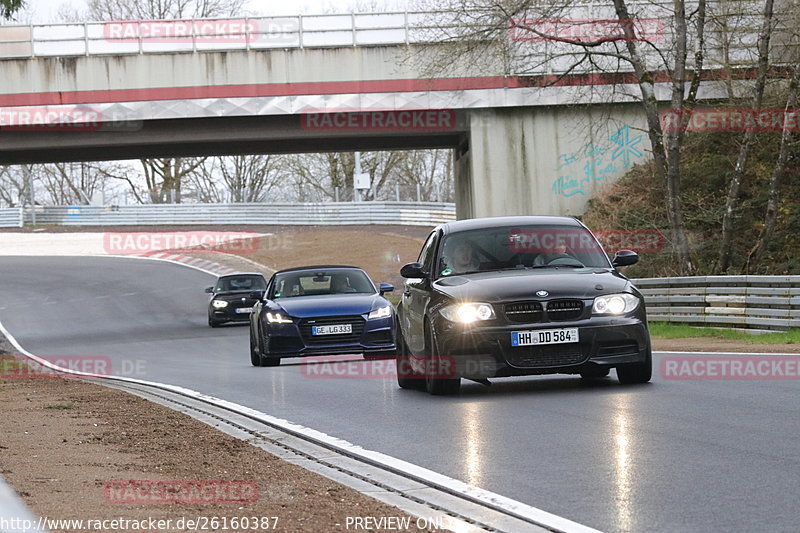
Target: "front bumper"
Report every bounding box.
[210,307,253,322]
[430,315,650,379]
[263,316,396,358]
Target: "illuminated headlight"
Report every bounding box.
[368,306,392,319]
[266,312,293,324]
[211,299,229,309]
[440,303,495,323]
[592,293,640,315]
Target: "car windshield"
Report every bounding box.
[437,224,611,277]
[214,275,266,292]
[271,269,376,299]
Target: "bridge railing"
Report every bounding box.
[0,1,784,74]
[0,207,22,228]
[634,276,800,331]
[21,202,456,227]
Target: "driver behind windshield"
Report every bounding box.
[444,241,480,275]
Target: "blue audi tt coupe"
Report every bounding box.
[248,265,397,366]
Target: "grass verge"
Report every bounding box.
[649,322,800,345]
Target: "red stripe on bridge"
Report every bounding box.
[0,68,782,107]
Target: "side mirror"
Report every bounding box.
[612,250,639,267]
[400,262,428,279]
[204,286,214,293]
[379,282,394,295]
[250,290,265,301]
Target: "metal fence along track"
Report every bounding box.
[634,276,800,331]
[21,202,456,227]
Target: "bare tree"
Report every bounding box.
[189,154,285,202]
[84,0,246,203]
[745,71,800,270]
[37,162,107,205]
[0,166,27,207]
[414,0,710,273]
[714,0,777,273]
[86,0,246,20]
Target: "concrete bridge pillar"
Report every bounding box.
[456,104,652,219]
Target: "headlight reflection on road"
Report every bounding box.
[270,368,286,406]
[614,397,633,533]
[459,402,484,487]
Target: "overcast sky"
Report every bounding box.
[18,0,414,23]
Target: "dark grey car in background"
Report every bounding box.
[206,273,267,327]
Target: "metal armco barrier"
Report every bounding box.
[0,208,23,228]
[634,276,800,331]
[21,202,455,227]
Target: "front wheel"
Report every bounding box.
[250,325,263,367]
[424,322,460,396]
[617,350,652,384]
[396,331,424,390]
[209,315,223,328]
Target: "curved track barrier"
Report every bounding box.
[635,276,800,331]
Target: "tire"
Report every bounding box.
[208,315,222,328]
[249,324,264,367]
[257,326,281,367]
[580,367,611,379]
[617,350,652,384]
[424,322,460,396]
[396,331,424,390]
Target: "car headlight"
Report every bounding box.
[440,302,495,323]
[368,306,392,319]
[211,299,228,309]
[266,312,293,324]
[592,293,640,315]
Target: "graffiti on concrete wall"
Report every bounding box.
[551,125,645,197]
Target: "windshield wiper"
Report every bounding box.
[527,263,586,269]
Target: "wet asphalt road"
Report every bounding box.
[1,256,798,533]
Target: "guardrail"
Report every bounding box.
[0,207,22,228]
[634,276,800,331]
[22,202,456,227]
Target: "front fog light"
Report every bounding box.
[592,293,640,315]
[440,303,495,323]
[212,300,228,309]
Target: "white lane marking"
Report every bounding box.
[0,317,600,533]
[655,350,799,356]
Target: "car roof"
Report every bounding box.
[437,216,583,235]
[274,265,364,275]
[218,272,266,279]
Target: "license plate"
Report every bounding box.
[312,324,352,336]
[512,328,579,346]
[234,307,253,314]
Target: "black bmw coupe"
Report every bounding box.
[206,273,267,327]
[396,216,652,395]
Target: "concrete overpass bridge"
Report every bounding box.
[0,6,767,218]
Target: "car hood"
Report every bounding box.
[271,294,387,318]
[431,268,632,302]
